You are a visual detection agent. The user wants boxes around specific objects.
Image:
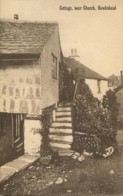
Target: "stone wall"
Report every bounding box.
[41,26,61,109]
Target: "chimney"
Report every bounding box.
[120,70,123,86]
[69,48,80,61]
[14,14,19,20]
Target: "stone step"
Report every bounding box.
[51,147,74,156]
[49,127,72,134]
[49,134,73,143]
[50,142,71,149]
[56,111,71,117]
[58,103,71,107]
[57,107,71,112]
[51,122,72,128]
[56,116,72,122]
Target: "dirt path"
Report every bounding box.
[0,130,123,196]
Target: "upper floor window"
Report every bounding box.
[108,81,113,87]
[51,53,57,79]
[97,80,101,94]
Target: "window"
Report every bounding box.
[51,53,57,79]
[108,81,113,87]
[12,114,21,140]
[97,80,101,94]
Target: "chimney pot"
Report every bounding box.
[14,14,19,20]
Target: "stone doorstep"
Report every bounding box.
[0,155,39,184]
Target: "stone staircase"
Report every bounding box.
[49,103,74,156]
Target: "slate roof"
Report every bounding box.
[64,57,107,81]
[0,20,58,57]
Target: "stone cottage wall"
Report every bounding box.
[41,26,61,109]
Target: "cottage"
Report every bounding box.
[0,19,61,164]
[63,57,108,101]
[108,71,123,89]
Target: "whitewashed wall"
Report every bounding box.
[85,79,108,100]
[0,60,41,114]
[24,119,42,155]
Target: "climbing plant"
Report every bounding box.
[40,105,55,157]
[59,62,70,102]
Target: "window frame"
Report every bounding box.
[51,53,58,79]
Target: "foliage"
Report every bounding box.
[40,105,55,157]
[72,134,101,154]
[102,89,119,128]
[59,62,69,102]
[72,80,117,154]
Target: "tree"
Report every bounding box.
[102,89,119,128]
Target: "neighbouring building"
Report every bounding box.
[0,18,61,164]
[114,71,123,123]
[108,71,123,89]
[115,86,123,123]
[63,56,108,101]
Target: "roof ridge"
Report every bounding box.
[0,18,58,25]
[64,56,108,80]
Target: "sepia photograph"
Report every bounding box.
[0,0,123,195]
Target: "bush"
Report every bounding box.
[102,89,119,128]
[72,80,117,154]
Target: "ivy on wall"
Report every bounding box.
[59,62,69,102]
[40,105,55,157]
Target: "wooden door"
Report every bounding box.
[11,113,25,157]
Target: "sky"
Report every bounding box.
[0,0,123,77]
